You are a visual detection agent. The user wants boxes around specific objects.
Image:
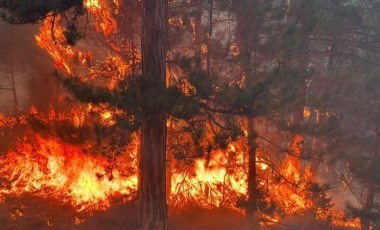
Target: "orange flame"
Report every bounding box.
[84,0,118,36]
[0,136,137,211]
[35,17,75,75]
[170,145,247,208]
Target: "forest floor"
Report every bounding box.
[0,195,357,230]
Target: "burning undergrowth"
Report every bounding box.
[0,109,361,229]
[0,135,138,211]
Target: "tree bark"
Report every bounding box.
[246,117,259,229]
[361,184,375,230]
[139,0,168,229]
[206,0,213,76]
[8,26,18,115]
[235,1,260,228]
[191,0,203,66]
[360,111,380,230]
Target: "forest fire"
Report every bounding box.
[0,127,302,212]
[0,117,255,210]
[0,115,360,228]
[1,0,379,229]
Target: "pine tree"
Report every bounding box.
[302,1,380,229]
[139,0,168,229]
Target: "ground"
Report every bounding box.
[0,195,357,230]
[0,195,245,230]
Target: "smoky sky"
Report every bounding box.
[0,22,57,115]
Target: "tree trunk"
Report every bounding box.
[139,1,168,230]
[361,112,380,230]
[246,117,260,229]
[9,26,18,115]
[139,115,167,230]
[191,0,203,66]
[360,184,375,230]
[235,0,260,228]
[206,0,213,76]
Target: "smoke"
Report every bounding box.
[0,21,57,115]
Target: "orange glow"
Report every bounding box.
[272,135,312,213]
[35,17,75,75]
[85,0,101,9]
[84,0,118,36]
[170,145,247,208]
[35,0,131,84]
[303,106,311,120]
[0,113,361,228]
[0,135,137,211]
[101,111,112,119]
[330,210,361,228]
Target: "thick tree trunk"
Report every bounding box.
[139,1,168,230]
[139,115,167,230]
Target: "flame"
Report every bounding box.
[101,111,112,119]
[170,146,247,208]
[272,135,312,213]
[303,106,311,120]
[329,210,361,228]
[0,106,359,226]
[283,135,303,182]
[0,136,137,211]
[84,0,118,36]
[35,0,130,83]
[0,113,361,228]
[85,0,101,9]
[35,17,75,75]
